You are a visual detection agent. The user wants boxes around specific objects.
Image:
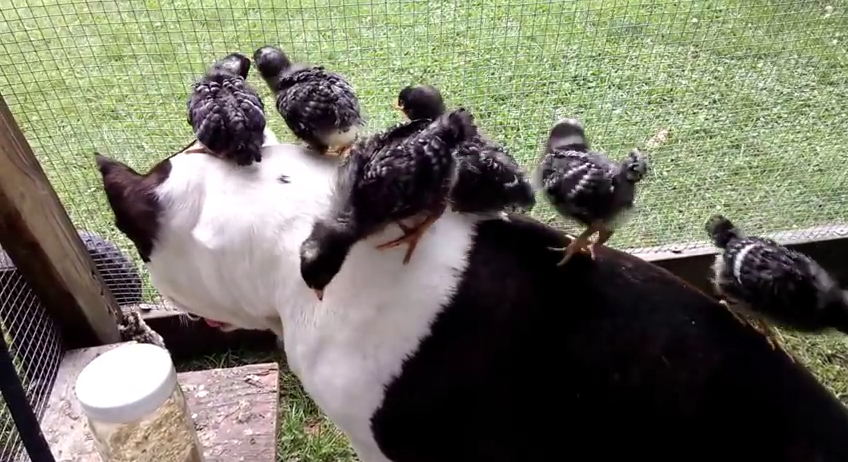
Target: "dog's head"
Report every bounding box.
[94,150,175,263]
[96,130,328,337]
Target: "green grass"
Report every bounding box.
[1,0,846,260]
[1,0,848,459]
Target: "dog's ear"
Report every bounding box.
[94,153,170,262]
[95,153,144,219]
[95,153,140,187]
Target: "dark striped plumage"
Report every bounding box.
[186,53,265,166]
[536,118,647,265]
[299,109,478,299]
[451,137,536,217]
[396,84,535,218]
[706,215,848,335]
[352,118,434,158]
[253,45,363,156]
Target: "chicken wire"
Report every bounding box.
[0,0,846,302]
[0,252,64,462]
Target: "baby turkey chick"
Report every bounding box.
[119,310,166,349]
[186,52,266,166]
[299,108,478,300]
[253,45,363,157]
[397,84,536,219]
[706,215,848,343]
[535,118,648,266]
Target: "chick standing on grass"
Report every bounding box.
[396,84,536,218]
[534,118,648,266]
[705,214,848,346]
[186,52,266,166]
[299,108,478,300]
[253,45,363,157]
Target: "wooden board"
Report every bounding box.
[0,95,121,347]
[41,343,278,462]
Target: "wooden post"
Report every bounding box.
[0,92,121,347]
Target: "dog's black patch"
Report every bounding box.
[372,214,848,462]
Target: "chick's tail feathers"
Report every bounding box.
[705,214,742,249]
[188,70,266,166]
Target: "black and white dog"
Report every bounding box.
[96,131,848,462]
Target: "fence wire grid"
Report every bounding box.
[1,0,846,303]
[0,251,64,462]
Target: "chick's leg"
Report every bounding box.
[376,203,447,265]
[721,300,784,353]
[183,141,210,154]
[592,224,614,251]
[325,130,359,158]
[324,145,346,157]
[719,299,750,326]
[549,224,599,266]
[325,142,357,158]
[751,317,786,352]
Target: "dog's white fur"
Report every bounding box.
[146,134,478,461]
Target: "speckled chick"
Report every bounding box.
[397,84,536,219]
[119,310,166,349]
[451,135,536,218]
[535,118,648,266]
[253,45,363,157]
[706,214,848,340]
[299,108,478,300]
[186,53,265,166]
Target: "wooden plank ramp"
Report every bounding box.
[41,343,278,462]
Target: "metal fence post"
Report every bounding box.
[0,332,55,462]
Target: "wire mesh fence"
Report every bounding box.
[0,251,64,462]
[0,0,846,302]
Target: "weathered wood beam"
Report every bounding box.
[634,223,848,296]
[0,93,121,347]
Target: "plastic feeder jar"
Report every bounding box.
[74,343,205,462]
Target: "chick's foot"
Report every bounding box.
[376,213,441,264]
[549,233,595,266]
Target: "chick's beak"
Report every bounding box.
[314,289,324,301]
[394,102,404,111]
